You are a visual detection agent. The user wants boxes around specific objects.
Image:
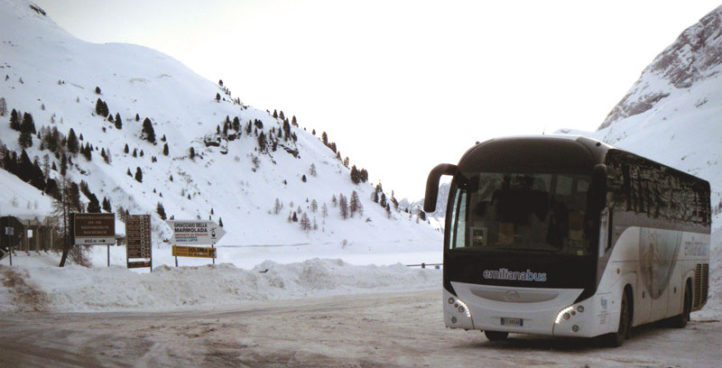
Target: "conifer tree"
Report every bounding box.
[257,131,267,152]
[189,147,195,159]
[60,153,67,176]
[22,112,36,134]
[350,191,360,216]
[134,167,143,182]
[142,117,156,143]
[102,197,112,212]
[18,127,33,148]
[114,113,122,129]
[163,143,169,156]
[67,128,78,153]
[10,109,20,130]
[124,144,129,154]
[156,202,167,220]
[339,194,349,220]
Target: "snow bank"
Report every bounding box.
[0,255,440,313]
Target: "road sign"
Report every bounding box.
[167,220,225,245]
[73,213,115,245]
[127,260,152,269]
[172,245,216,258]
[126,215,151,258]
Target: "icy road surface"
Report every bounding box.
[0,290,720,368]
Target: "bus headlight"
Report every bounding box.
[555,306,575,324]
[555,303,586,324]
[448,296,471,318]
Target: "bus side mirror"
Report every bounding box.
[591,164,607,211]
[424,164,457,213]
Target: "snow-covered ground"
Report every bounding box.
[0,251,441,313]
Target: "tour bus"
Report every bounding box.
[424,136,710,346]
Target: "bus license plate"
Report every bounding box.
[501,317,523,326]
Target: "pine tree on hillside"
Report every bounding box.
[67,128,78,153]
[124,144,129,154]
[114,113,122,129]
[142,117,156,143]
[95,98,109,117]
[156,202,167,220]
[189,147,195,159]
[18,127,33,148]
[102,197,112,212]
[215,93,221,102]
[22,112,36,134]
[95,86,101,94]
[339,194,349,220]
[163,143,169,156]
[134,167,143,182]
[60,153,67,176]
[257,131,267,152]
[10,109,20,130]
[350,191,360,217]
[135,113,140,122]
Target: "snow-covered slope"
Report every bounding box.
[0,0,441,260]
[591,5,722,219]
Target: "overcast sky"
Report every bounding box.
[33,0,721,199]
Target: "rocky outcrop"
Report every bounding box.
[600,6,722,129]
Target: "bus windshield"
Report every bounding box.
[448,172,593,256]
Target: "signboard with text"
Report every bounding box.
[126,215,151,259]
[172,245,216,258]
[73,213,115,245]
[167,220,225,245]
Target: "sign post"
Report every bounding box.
[167,220,225,266]
[73,213,115,266]
[126,215,152,271]
[6,226,13,266]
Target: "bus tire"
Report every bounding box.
[603,288,632,347]
[484,330,509,341]
[670,282,692,328]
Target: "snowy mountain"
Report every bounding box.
[590,5,722,219]
[0,0,441,260]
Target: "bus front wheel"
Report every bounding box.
[603,289,632,347]
[484,330,509,341]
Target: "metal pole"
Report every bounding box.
[212,241,215,265]
[107,244,110,267]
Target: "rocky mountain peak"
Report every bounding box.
[599,5,722,129]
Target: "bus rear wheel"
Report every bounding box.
[670,283,692,328]
[603,290,631,347]
[484,330,509,341]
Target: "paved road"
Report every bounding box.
[1,290,720,367]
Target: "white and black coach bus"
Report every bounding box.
[424,136,710,346]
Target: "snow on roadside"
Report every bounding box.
[0,254,441,313]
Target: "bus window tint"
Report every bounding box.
[454,173,591,255]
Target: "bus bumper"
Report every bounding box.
[447,282,610,337]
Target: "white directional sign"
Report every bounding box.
[167,220,225,245]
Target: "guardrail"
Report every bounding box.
[406,262,442,269]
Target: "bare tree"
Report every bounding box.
[53,178,83,267]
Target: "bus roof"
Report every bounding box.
[457,135,611,175]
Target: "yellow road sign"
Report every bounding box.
[172,245,216,258]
